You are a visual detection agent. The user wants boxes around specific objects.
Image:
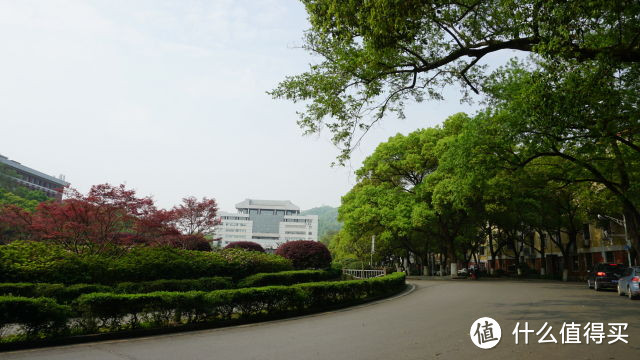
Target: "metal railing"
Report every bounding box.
[342,269,386,279]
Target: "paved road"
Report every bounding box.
[3,279,639,360]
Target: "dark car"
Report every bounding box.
[587,263,627,291]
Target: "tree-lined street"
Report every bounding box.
[4,280,639,360]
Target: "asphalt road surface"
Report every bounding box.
[3,279,639,360]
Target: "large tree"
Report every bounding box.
[271,0,639,163]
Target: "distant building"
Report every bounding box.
[214,199,318,251]
[0,154,69,200]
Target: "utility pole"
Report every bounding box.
[370,235,375,267]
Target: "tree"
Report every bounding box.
[479,60,640,264]
[337,114,479,276]
[271,0,640,163]
[276,240,332,269]
[28,184,155,254]
[171,197,221,236]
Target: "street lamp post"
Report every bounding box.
[598,214,633,266]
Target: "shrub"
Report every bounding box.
[275,241,332,269]
[0,283,112,304]
[237,269,341,288]
[2,273,405,341]
[115,277,233,294]
[223,241,265,252]
[0,296,71,335]
[75,272,405,332]
[0,241,292,284]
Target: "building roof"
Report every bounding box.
[235,199,300,211]
[0,154,70,187]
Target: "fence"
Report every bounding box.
[342,269,386,279]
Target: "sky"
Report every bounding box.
[0,0,511,212]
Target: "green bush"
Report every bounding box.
[0,273,405,341]
[0,296,71,335]
[0,283,38,298]
[0,277,233,304]
[75,272,406,331]
[0,241,292,284]
[237,269,341,288]
[115,277,233,294]
[0,283,111,304]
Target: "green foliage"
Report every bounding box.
[300,206,342,240]
[0,241,292,284]
[272,0,640,163]
[114,277,233,294]
[0,278,232,305]
[0,163,50,211]
[0,188,49,212]
[237,269,341,288]
[74,272,405,331]
[0,273,405,341]
[0,296,71,335]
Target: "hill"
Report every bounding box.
[301,206,342,240]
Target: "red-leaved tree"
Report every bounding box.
[0,183,222,253]
[172,196,221,236]
[29,184,155,254]
[0,204,32,244]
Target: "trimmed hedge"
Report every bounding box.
[0,296,71,335]
[0,241,292,284]
[75,272,405,330]
[0,277,233,304]
[114,277,233,294]
[237,269,341,288]
[0,273,405,341]
[0,283,112,304]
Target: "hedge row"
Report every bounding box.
[0,277,233,304]
[0,241,292,284]
[0,283,111,304]
[0,273,406,339]
[237,269,341,288]
[0,296,71,335]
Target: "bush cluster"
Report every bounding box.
[0,277,233,304]
[0,283,111,304]
[0,241,292,284]
[275,240,332,269]
[237,269,341,288]
[0,273,405,339]
[0,296,71,335]
[74,272,405,331]
[223,241,265,252]
[114,277,233,294]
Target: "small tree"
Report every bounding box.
[172,197,221,236]
[276,240,332,269]
[224,241,265,253]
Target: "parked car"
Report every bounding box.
[617,266,640,300]
[587,263,627,291]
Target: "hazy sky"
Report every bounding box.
[0,0,512,212]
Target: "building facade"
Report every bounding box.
[214,199,318,251]
[0,154,69,200]
[472,220,634,280]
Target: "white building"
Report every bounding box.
[214,199,318,251]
